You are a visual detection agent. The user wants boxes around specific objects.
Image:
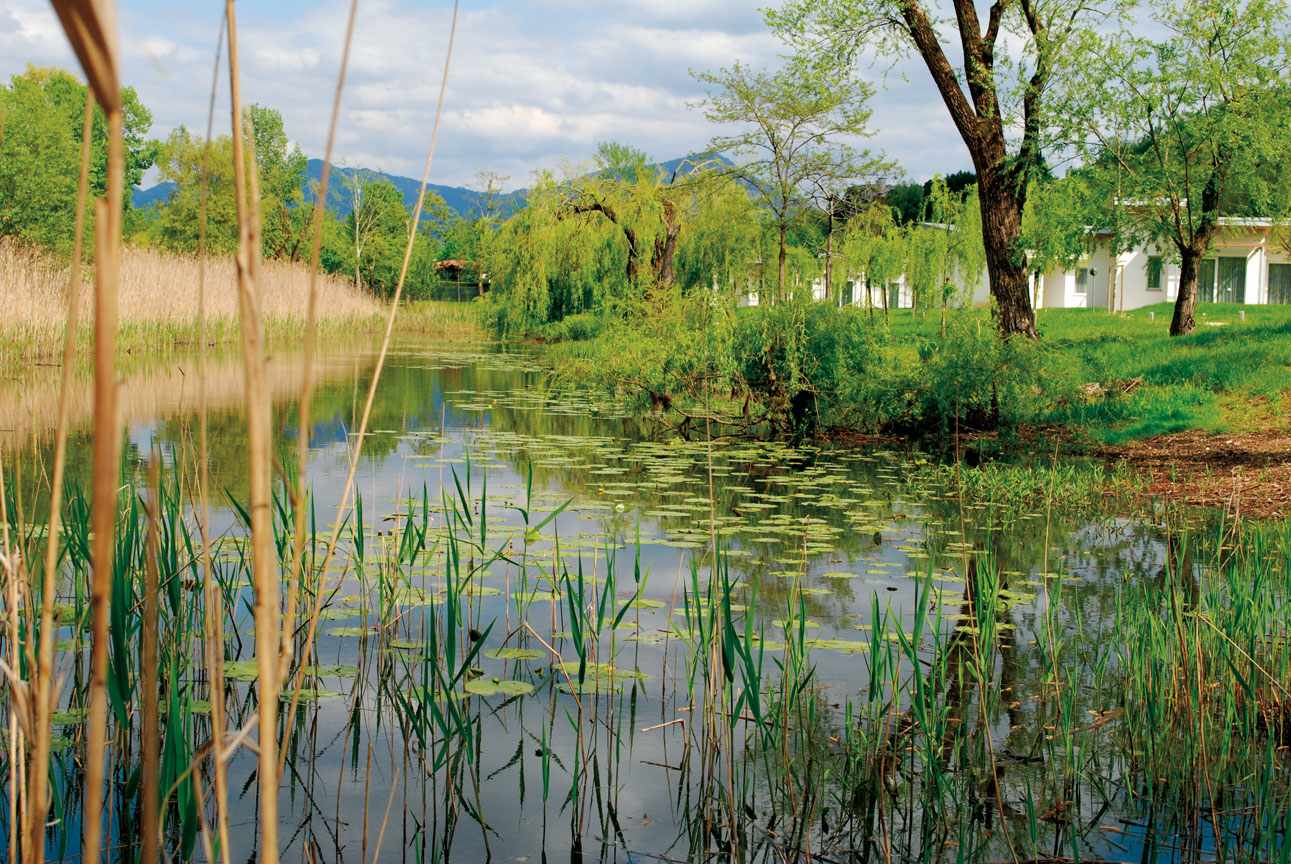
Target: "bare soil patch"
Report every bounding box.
[1104,431,1291,519]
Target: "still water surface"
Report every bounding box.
[8,339,1266,863]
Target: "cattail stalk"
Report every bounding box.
[196,12,233,862]
[223,3,279,861]
[47,1,127,859]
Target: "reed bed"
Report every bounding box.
[0,240,383,363]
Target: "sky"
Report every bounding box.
[1,0,973,191]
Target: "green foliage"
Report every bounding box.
[1019,175,1093,279]
[148,128,238,256]
[897,319,1064,433]
[881,171,977,225]
[1061,0,1291,270]
[729,300,884,433]
[835,181,984,313]
[145,105,308,260]
[0,66,155,253]
[483,160,762,336]
[249,105,310,260]
[544,301,1291,444]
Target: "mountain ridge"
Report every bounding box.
[130,152,727,218]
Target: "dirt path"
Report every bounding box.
[1104,431,1291,519]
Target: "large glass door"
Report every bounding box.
[1216,256,1247,303]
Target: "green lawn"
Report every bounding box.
[892,302,1291,443]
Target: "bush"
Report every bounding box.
[897,320,1067,434]
[730,302,885,434]
[536,312,608,343]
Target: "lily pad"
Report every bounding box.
[486,647,546,661]
[463,677,535,698]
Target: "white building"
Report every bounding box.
[737,219,1291,312]
[1033,219,1291,311]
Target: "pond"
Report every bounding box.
[3,339,1288,863]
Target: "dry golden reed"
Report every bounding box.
[0,239,382,352]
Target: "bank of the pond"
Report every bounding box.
[529,301,1291,498]
[1103,429,1291,518]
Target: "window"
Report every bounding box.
[887,281,902,310]
[1074,267,1089,295]
[1146,256,1163,291]
[1271,263,1291,305]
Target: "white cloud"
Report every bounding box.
[0,0,971,188]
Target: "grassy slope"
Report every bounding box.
[890,302,1291,444]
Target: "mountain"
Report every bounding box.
[302,159,527,220]
[131,152,727,217]
[132,181,177,209]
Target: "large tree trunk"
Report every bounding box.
[894,0,1042,339]
[977,173,1038,339]
[1171,246,1202,336]
[651,199,681,286]
[1170,168,1221,337]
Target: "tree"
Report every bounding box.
[0,66,154,253]
[839,201,903,315]
[149,106,312,262]
[1060,0,1291,334]
[673,173,764,297]
[906,178,987,330]
[346,178,410,296]
[247,105,309,260]
[559,142,706,294]
[695,59,892,302]
[770,0,1111,338]
[468,171,510,296]
[150,128,239,255]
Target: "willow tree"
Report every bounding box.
[839,201,905,315]
[770,0,1115,338]
[902,177,987,325]
[673,171,764,297]
[485,173,625,333]
[1018,175,1092,309]
[695,58,891,302]
[558,142,709,296]
[1060,0,1291,334]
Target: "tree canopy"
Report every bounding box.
[0,66,155,253]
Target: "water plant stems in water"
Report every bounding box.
[26,83,93,864]
[284,0,460,755]
[281,0,360,772]
[140,456,162,864]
